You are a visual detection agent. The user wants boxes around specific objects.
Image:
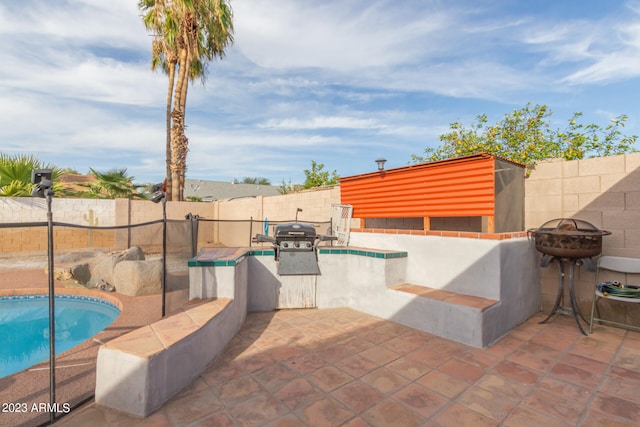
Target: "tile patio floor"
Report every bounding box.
[56,308,640,426]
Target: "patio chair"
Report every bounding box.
[589,256,640,333]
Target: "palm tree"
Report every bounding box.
[77,168,143,199]
[140,0,179,200]
[139,0,234,201]
[0,153,68,196]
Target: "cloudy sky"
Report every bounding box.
[2,0,640,185]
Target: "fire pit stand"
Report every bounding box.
[540,258,590,335]
[528,218,611,335]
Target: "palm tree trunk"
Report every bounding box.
[165,62,176,200]
[177,74,190,201]
[171,47,190,201]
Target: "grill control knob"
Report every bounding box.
[282,242,289,248]
[305,242,312,248]
[294,241,300,248]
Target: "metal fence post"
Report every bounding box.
[46,192,56,424]
[162,198,167,317]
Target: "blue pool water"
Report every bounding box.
[0,294,120,378]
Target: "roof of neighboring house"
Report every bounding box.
[184,179,281,201]
[57,173,98,192]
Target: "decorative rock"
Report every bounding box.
[48,252,102,286]
[87,279,110,291]
[89,246,146,287]
[113,259,163,296]
[52,263,91,285]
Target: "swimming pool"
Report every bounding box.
[0,294,120,378]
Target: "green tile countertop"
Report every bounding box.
[187,247,274,267]
[188,246,407,267]
[318,247,407,259]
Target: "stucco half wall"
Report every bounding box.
[348,232,542,344]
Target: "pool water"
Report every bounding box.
[0,294,120,378]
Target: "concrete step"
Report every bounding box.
[385,283,500,347]
[389,283,498,311]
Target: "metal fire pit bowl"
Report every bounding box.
[528,218,611,259]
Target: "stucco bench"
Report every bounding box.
[387,283,500,348]
[95,297,234,417]
[390,283,498,311]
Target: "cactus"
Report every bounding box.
[83,209,98,246]
[83,209,99,226]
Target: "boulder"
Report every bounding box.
[89,246,145,287]
[48,252,102,286]
[52,263,91,285]
[113,259,163,296]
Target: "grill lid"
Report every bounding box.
[274,222,317,238]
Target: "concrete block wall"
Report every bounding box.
[0,197,116,226]
[213,197,264,247]
[0,188,339,256]
[525,153,640,326]
[0,198,117,254]
[0,228,48,254]
[263,185,340,226]
[208,186,340,247]
[0,227,116,254]
[119,199,215,225]
[118,199,215,252]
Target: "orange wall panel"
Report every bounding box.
[340,154,497,218]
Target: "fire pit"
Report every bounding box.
[528,218,611,335]
[528,218,611,259]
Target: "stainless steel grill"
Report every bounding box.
[275,222,317,250]
[254,222,335,275]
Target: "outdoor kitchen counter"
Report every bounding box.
[187,245,408,313]
[187,237,540,349]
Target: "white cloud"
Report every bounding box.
[259,116,379,130]
[518,5,640,85]
[184,129,345,180]
[3,54,164,106]
[0,0,162,107]
[0,0,146,49]
[233,0,456,72]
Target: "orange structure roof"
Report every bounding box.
[340,153,523,219]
